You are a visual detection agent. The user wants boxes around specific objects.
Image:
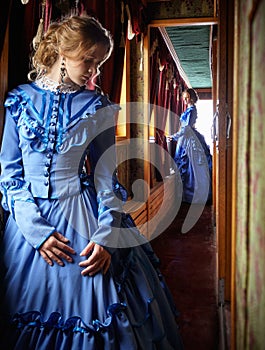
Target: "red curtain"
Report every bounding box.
[7,1,42,90]
[126,0,148,38]
[39,0,126,104]
[80,0,126,103]
[5,0,148,103]
[149,28,188,180]
[0,0,12,57]
[83,0,148,102]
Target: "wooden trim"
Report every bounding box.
[211,25,218,216]
[116,39,131,140]
[147,0,171,2]
[149,17,218,27]
[143,28,151,236]
[216,0,228,283]
[125,39,131,139]
[196,88,212,100]
[214,0,218,18]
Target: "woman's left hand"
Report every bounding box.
[79,242,111,276]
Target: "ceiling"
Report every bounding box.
[163,25,212,90]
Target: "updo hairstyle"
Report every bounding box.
[29,15,113,80]
[185,88,199,104]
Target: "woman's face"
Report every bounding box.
[63,43,108,86]
[182,92,191,106]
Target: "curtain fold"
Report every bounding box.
[149,28,188,181]
[0,0,12,57]
[5,0,149,103]
[126,0,148,39]
[8,1,40,89]
[81,0,127,103]
[6,0,136,105]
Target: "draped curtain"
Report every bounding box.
[80,0,125,103]
[41,0,126,104]
[149,28,187,181]
[4,0,147,104]
[68,0,147,102]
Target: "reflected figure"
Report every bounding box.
[170,88,212,204]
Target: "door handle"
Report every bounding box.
[211,104,219,142]
[226,107,232,139]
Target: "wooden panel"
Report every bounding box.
[124,200,148,236]
[124,174,177,240]
[216,0,229,293]
[116,140,130,191]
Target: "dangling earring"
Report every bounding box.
[60,59,66,84]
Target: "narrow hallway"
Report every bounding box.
[151,203,219,350]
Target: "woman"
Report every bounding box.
[171,88,212,204]
[0,15,183,349]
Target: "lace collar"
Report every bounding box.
[35,75,83,94]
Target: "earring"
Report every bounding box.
[60,59,66,83]
[88,68,92,74]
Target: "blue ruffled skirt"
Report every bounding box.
[0,185,183,350]
[174,127,212,204]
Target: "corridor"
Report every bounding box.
[151,203,219,349]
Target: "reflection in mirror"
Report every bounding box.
[148,24,214,208]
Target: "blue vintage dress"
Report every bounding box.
[0,82,183,349]
[172,105,212,204]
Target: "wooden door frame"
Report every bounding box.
[216,0,235,300]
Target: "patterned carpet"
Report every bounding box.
[151,203,219,350]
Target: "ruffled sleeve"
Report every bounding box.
[0,92,56,248]
[87,100,127,253]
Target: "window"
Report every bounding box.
[116,45,130,139]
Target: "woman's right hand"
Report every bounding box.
[39,231,76,266]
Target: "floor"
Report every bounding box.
[151,202,219,350]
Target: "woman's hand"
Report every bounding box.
[79,242,111,276]
[39,231,76,266]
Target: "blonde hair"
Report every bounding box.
[29,15,113,81]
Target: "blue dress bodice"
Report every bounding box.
[0,83,122,249]
[0,83,118,200]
